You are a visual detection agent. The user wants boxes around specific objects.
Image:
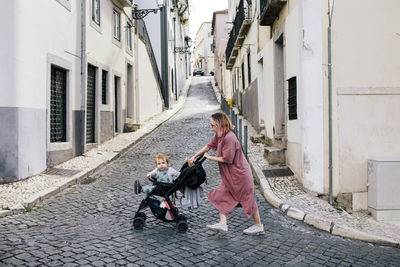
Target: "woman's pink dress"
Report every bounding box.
[207,131,258,219]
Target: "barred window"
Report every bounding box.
[288,77,297,120]
[86,65,96,143]
[50,66,67,143]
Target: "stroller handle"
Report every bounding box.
[149,176,157,184]
[194,154,207,165]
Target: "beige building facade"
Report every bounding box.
[225,0,400,212]
[211,10,232,99]
[193,22,214,75]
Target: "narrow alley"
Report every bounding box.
[0,78,399,266]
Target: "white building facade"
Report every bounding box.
[0,0,190,182]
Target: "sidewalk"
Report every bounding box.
[1,76,400,247]
[208,78,400,247]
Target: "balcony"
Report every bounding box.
[112,0,133,8]
[260,0,287,26]
[225,0,252,70]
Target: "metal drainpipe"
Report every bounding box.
[161,5,169,108]
[173,16,177,101]
[328,0,334,205]
[80,0,87,155]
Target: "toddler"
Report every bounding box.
[134,154,180,197]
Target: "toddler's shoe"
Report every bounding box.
[134,180,142,194]
[243,224,264,235]
[206,222,228,232]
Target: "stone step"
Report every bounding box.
[264,146,286,165]
[273,134,286,149]
[124,119,141,132]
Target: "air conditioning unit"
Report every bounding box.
[367,158,400,222]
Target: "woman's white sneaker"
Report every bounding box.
[243,224,264,235]
[206,223,228,232]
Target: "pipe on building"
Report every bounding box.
[161,4,169,108]
[80,0,87,155]
[173,16,177,101]
[328,0,334,205]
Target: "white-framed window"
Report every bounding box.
[113,9,121,41]
[50,65,68,143]
[47,54,72,152]
[127,23,132,50]
[92,0,100,25]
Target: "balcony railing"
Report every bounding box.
[260,0,287,26]
[225,0,252,70]
[138,19,162,90]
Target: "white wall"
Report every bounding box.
[297,0,324,193]
[137,39,163,123]
[332,0,400,194]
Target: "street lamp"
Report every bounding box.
[132,0,165,20]
[174,36,192,54]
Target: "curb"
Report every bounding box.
[248,155,399,246]
[0,77,192,218]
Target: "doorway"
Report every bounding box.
[274,34,285,139]
[86,64,96,143]
[114,76,120,133]
[126,64,134,119]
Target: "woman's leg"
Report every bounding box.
[253,209,262,226]
[219,213,227,226]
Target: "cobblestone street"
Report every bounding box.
[1,77,400,266]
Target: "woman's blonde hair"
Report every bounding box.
[211,112,234,135]
[155,154,169,164]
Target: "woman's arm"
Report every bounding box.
[204,152,225,163]
[190,145,210,162]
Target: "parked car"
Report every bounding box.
[193,68,204,76]
[210,69,214,76]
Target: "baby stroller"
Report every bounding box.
[133,155,207,232]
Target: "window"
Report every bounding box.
[92,0,100,25]
[87,65,97,143]
[50,66,67,143]
[102,70,108,104]
[247,53,251,84]
[288,77,297,120]
[113,9,121,41]
[127,23,132,50]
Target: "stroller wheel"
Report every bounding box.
[177,214,187,222]
[176,220,188,233]
[135,212,147,220]
[133,217,145,230]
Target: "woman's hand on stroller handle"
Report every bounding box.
[187,154,206,166]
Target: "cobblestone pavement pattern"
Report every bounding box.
[1,77,400,266]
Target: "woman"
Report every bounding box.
[190,112,264,235]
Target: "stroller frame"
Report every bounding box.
[133,155,206,232]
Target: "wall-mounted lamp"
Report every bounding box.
[174,36,192,54]
[132,0,165,20]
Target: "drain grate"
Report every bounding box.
[262,168,294,178]
[44,168,80,176]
